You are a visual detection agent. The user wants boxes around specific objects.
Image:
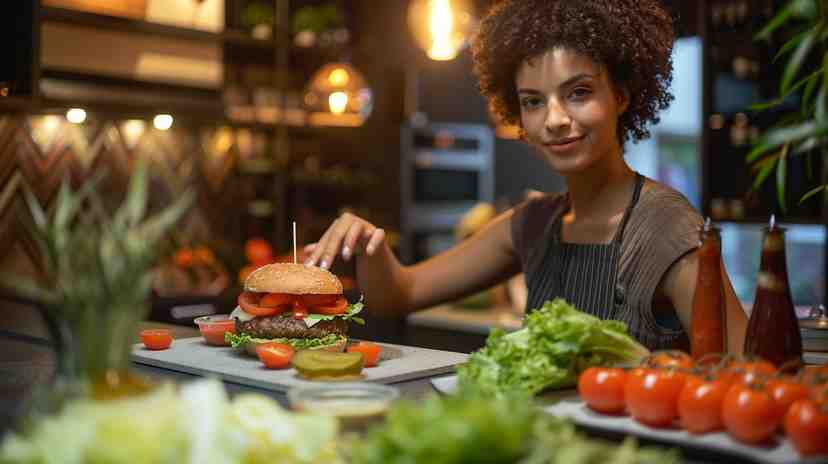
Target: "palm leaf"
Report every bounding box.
[799,184,827,203]
[777,144,789,211]
[747,120,828,162]
[752,153,781,191]
[131,189,195,244]
[774,26,810,62]
[755,4,795,40]
[781,25,819,95]
[115,159,148,229]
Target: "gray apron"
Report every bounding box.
[525,173,643,318]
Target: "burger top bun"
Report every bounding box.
[244,263,343,295]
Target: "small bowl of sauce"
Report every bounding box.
[194,314,236,346]
[287,383,399,434]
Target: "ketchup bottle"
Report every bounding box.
[744,215,803,367]
[691,218,726,360]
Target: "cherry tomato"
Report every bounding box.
[311,297,349,315]
[141,329,173,350]
[768,376,811,421]
[238,291,286,317]
[578,367,628,415]
[245,238,273,266]
[801,365,828,389]
[722,383,779,444]
[625,368,686,427]
[726,358,777,386]
[811,383,828,404]
[256,342,295,369]
[174,248,194,268]
[678,375,729,434]
[646,351,694,371]
[347,342,383,367]
[784,399,828,457]
[260,293,295,307]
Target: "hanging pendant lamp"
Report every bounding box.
[304,62,373,127]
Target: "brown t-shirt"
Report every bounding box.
[510,179,703,350]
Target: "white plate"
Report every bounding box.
[544,399,813,464]
[430,375,813,464]
[430,374,459,394]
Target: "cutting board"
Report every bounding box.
[132,337,468,393]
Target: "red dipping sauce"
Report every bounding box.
[194,315,236,346]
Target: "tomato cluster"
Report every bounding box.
[577,352,828,457]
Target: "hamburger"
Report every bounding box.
[227,263,364,355]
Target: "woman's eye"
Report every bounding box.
[520,97,543,110]
[570,87,592,100]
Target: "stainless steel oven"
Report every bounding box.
[400,123,494,263]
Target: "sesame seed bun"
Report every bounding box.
[244,263,343,295]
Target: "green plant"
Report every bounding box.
[291,4,343,35]
[241,1,275,28]
[748,0,828,211]
[3,161,194,393]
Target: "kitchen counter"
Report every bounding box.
[406,304,828,365]
[407,303,522,334]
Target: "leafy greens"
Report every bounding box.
[457,298,650,396]
[350,390,679,464]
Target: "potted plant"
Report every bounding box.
[241,1,275,40]
[3,161,193,407]
[748,0,828,211]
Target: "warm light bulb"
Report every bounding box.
[408,0,475,61]
[328,68,350,87]
[66,108,87,124]
[428,0,458,60]
[153,114,173,130]
[328,92,349,115]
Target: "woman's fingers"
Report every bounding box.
[303,214,384,268]
[317,214,356,269]
[305,219,337,267]
[342,221,369,261]
[365,228,385,255]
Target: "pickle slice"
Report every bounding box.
[292,350,364,379]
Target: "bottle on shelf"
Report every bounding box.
[744,215,803,367]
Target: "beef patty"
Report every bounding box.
[236,314,349,339]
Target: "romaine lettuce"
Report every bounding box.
[457,299,650,396]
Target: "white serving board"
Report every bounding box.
[132,337,467,393]
[431,375,814,464]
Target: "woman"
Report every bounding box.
[305,0,747,352]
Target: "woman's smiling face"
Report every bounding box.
[516,48,629,175]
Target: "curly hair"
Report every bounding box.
[472,0,675,145]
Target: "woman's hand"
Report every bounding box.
[304,212,386,270]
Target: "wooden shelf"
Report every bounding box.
[40,69,223,118]
[0,96,34,111]
[41,6,277,50]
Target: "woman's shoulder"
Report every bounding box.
[626,178,703,249]
[636,179,702,223]
[510,191,567,265]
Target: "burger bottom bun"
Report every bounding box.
[244,337,347,357]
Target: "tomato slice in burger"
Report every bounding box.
[238,291,288,317]
[311,297,349,315]
[300,294,340,306]
[260,293,294,307]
